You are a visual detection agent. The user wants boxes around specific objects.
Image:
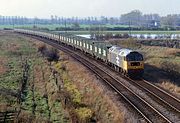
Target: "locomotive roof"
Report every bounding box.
[109,46,133,56]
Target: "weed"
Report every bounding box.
[75,107,93,122]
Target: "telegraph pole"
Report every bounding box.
[65,19,67,33]
[129,20,132,37]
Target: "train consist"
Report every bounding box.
[14,29,144,78]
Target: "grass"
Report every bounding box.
[55,52,133,123]
[2,24,180,35]
[140,46,180,66]
[0,31,70,122]
[0,31,39,116]
[0,32,33,90]
[0,24,134,30]
[54,30,180,35]
[140,46,180,95]
[158,82,180,97]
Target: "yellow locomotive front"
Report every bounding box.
[108,46,144,78]
[123,52,144,78]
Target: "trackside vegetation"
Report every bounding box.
[0,31,69,122]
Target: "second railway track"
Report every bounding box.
[20,33,180,123]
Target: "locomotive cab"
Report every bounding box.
[125,52,144,78]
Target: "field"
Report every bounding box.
[1,24,180,35]
[55,30,180,35]
[0,24,134,30]
[0,31,69,122]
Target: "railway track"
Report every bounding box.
[19,33,180,123]
[88,54,180,122]
[87,52,180,122]
[129,79,180,114]
[88,52,180,122]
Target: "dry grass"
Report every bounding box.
[140,46,180,65]
[0,57,8,75]
[164,49,180,56]
[6,43,20,52]
[0,32,20,51]
[61,54,136,123]
[0,31,68,122]
[140,45,180,97]
[15,111,50,123]
[157,81,180,98]
[33,61,47,96]
[0,104,14,112]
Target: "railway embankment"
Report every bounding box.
[35,42,137,123]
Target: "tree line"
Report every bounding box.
[1,10,180,30]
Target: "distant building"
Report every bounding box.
[149,20,160,28]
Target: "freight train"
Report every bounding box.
[14,29,144,78]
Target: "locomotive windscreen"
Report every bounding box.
[126,52,143,61]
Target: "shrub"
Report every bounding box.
[161,61,177,73]
[46,48,59,62]
[38,45,59,62]
[161,61,180,80]
[122,33,129,38]
[64,82,82,106]
[61,64,66,71]
[104,33,113,40]
[75,107,93,122]
[114,33,122,38]
[38,45,47,53]
[117,38,141,49]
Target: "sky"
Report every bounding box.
[0,0,180,18]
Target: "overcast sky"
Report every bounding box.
[1,0,180,18]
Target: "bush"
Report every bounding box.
[122,33,129,38]
[64,82,82,106]
[38,45,47,53]
[75,107,93,122]
[114,33,122,38]
[161,61,177,73]
[161,61,180,80]
[39,27,49,31]
[104,33,113,40]
[117,38,141,49]
[38,45,59,62]
[46,48,59,62]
